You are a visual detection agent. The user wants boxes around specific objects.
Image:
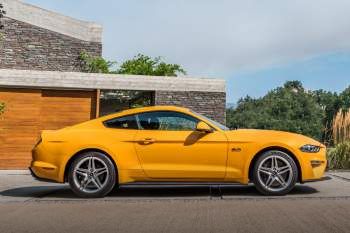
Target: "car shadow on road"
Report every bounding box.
[0,181,323,199]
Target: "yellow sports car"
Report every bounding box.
[30,106,327,198]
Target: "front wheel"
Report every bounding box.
[253,150,298,195]
[68,152,116,198]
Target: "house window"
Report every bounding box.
[99,90,154,116]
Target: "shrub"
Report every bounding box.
[327,141,350,169]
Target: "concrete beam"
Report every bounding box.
[0,69,226,93]
[2,0,102,43]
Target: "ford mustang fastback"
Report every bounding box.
[30,106,327,198]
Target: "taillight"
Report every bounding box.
[34,136,42,148]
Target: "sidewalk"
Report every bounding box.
[328,170,350,180]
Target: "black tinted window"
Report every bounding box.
[104,115,138,129]
[137,111,199,131]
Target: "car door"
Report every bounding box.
[134,111,228,180]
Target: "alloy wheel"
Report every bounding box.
[73,156,109,193]
[257,152,294,192]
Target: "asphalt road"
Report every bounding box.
[0,172,350,233]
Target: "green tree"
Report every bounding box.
[312,89,341,144]
[117,54,186,76]
[78,52,115,73]
[78,53,186,77]
[227,81,324,140]
[339,86,350,110]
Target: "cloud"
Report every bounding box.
[25,0,350,77]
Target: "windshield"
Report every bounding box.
[192,111,230,131]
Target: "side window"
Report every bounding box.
[137,111,199,131]
[104,115,138,129]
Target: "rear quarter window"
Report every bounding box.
[103,115,138,129]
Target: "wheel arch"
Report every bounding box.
[64,148,118,183]
[248,146,302,183]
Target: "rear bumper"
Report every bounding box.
[31,141,66,183]
[29,161,62,183]
[29,167,59,183]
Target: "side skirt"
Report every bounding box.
[119,181,243,187]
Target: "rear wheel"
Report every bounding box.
[68,152,116,198]
[253,150,298,195]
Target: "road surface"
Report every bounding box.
[0,171,349,233]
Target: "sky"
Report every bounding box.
[24,0,350,103]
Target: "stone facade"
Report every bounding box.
[155,91,226,124]
[0,17,102,72]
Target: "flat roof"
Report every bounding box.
[2,0,102,43]
[0,69,226,93]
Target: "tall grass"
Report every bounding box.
[332,109,350,145]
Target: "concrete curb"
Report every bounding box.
[0,170,30,175]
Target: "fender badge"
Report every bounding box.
[231,148,242,152]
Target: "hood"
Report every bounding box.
[224,129,324,147]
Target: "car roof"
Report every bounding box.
[99,105,191,120]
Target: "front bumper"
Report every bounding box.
[300,147,327,182]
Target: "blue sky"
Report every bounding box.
[24,0,350,103]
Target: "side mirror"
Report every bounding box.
[196,121,213,133]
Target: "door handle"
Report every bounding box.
[140,138,156,144]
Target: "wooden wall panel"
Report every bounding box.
[40,90,96,130]
[0,89,41,169]
[0,88,97,169]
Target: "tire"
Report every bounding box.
[68,151,117,198]
[253,150,298,196]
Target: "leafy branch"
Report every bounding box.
[78,53,186,77]
[0,3,6,30]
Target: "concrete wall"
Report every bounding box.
[155,91,226,124]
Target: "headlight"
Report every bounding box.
[300,144,320,153]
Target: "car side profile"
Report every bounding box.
[30,106,327,198]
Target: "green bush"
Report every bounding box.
[0,102,4,115]
[327,141,350,169]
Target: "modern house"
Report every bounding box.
[0,0,226,169]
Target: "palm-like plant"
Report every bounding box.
[332,109,350,145]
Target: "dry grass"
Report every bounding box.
[332,109,350,145]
